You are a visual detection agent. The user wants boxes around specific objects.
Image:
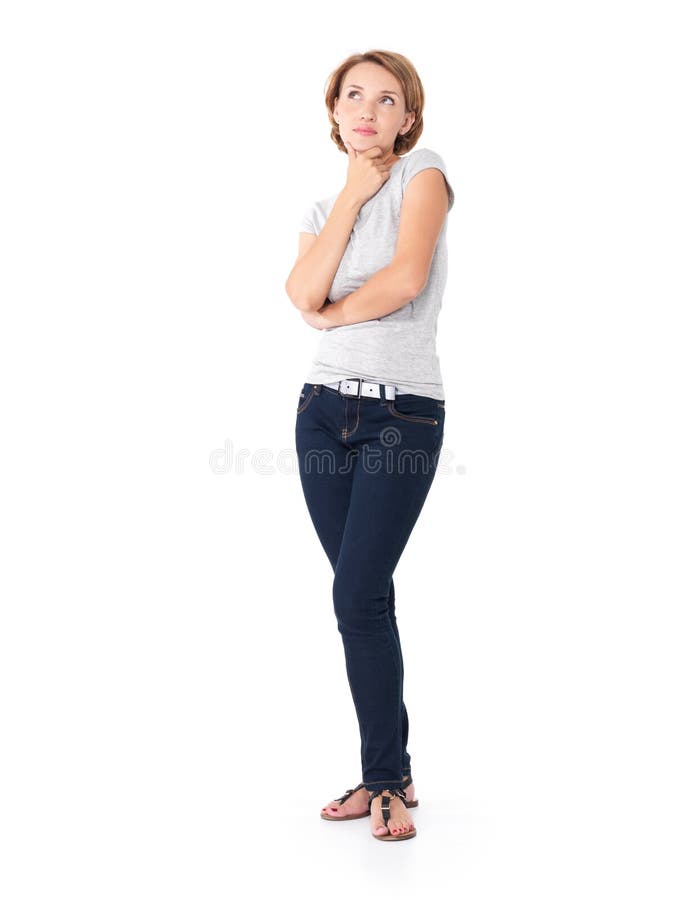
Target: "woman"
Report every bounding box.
[286,49,454,842]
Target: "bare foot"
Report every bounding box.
[321,780,416,820]
[370,789,415,837]
[321,784,370,819]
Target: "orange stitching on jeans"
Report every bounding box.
[296,386,316,415]
[342,395,361,437]
[385,400,438,425]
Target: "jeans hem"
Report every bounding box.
[363,780,406,791]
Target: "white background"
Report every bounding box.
[1,1,673,897]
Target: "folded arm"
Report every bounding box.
[286,190,362,312]
[313,167,451,328]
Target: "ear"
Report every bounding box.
[400,111,415,135]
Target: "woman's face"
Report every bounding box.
[333,62,415,156]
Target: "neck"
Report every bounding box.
[381,151,400,167]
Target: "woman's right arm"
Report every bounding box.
[285,188,362,312]
[286,143,394,312]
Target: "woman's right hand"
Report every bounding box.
[343,141,393,206]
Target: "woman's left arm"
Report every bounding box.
[304,168,450,329]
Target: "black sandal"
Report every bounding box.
[321,774,417,821]
[368,786,417,841]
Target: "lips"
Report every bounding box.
[354,128,376,135]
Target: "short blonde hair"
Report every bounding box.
[324,49,425,155]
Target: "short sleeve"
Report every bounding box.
[401,148,454,211]
[299,202,319,235]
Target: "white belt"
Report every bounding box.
[326,378,398,400]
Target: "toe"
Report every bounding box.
[371,815,388,835]
[390,813,412,834]
[322,805,342,817]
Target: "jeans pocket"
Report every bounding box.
[296,384,317,415]
[385,395,442,426]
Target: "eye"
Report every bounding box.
[347,90,395,105]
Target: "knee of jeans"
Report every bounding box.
[332,573,389,629]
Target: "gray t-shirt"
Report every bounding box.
[299,147,453,400]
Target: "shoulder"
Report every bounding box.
[399,148,453,210]
[299,193,339,234]
[399,148,448,180]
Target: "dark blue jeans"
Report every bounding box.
[294,382,445,792]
